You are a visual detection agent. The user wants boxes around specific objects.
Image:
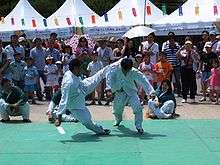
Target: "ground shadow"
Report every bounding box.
[60,132,103,143]
[1,120,30,124]
[114,125,166,140]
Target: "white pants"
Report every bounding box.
[0,99,30,120]
[47,101,76,122]
[113,91,143,129]
[70,108,105,134]
[148,99,175,119]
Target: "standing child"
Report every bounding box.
[209,59,220,104]
[55,61,63,88]
[138,54,154,104]
[87,51,103,105]
[44,56,59,100]
[23,57,39,104]
[62,45,75,73]
[154,52,173,86]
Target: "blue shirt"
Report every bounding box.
[9,60,26,81]
[30,47,47,71]
[24,65,39,85]
[46,48,61,62]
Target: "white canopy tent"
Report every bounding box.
[0,0,46,31]
[153,0,220,35]
[46,0,101,29]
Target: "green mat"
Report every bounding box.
[0,120,220,165]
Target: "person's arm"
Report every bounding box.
[134,69,155,95]
[0,58,10,74]
[176,46,185,59]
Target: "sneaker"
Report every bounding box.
[137,128,144,134]
[23,119,32,123]
[89,101,96,105]
[199,97,206,102]
[181,99,187,103]
[105,101,110,106]
[98,101,103,105]
[113,121,121,127]
[32,99,37,104]
[190,99,196,103]
[98,129,111,135]
[1,118,10,122]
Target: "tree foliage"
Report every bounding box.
[0,0,186,18]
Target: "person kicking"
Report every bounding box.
[105,58,155,134]
[54,59,116,135]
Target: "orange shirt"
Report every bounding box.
[154,61,173,82]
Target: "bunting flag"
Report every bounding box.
[79,17,84,25]
[54,18,59,26]
[1,17,4,23]
[179,5,183,16]
[91,15,96,24]
[195,3,200,16]
[214,4,218,15]
[32,19,36,27]
[43,19,47,27]
[104,13,109,22]
[11,18,15,25]
[162,3,167,15]
[66,17,71,25]
[118,10,123,20]
[21,18,25,26]
[132,8,137,17]
[146,3,151,16]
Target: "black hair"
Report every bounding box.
[78,37,88,48]
[121,58,133,71]
[10,34,18,39]
[168,32,175,36]
[50,32,57,38]
[116,39,124,44]
[160,79,173,94]
[1,78,11,87]
[25,56,33,62]
[62,45,72,54]
[69,59,81,71]
[202,31,209,35]
[34,38,42,43]
[159,51,167,57]
[148,32,155,38]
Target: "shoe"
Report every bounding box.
[23,119,32,123]
[199,97,206,102]
[98,101,103,105]
[97,129,111,135]
[89,101,96,105]
[32,99,37,104]
[137,128,144,134]
[181,99,187,103]
[1,118,10,122]
[105,101,110,106]
[113,121,121,127]
[190,99,196,103]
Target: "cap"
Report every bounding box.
[210,31,216,35]
[55,61,62,64]
[46,56,53,60]
[135,54,142,58]
[18,37,25,42]
[204,42,212,48]
[185,40,193,45]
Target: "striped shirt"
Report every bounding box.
[162,41,181,67]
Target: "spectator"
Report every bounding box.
[148,79,176,119]
[87,51,103,105]
[209,59,220,104]
[162,32,181,96]
[30,38,47,101]
[75,37,92,58]
[197,31,209,55]
[122,38,138,59]
[133,54,143,69]
[198,42,218,102]
[46,40,61,62]
[112,39,124,61]
[48,32,61,50]
[23,57,39,104]
[44,56,59,101]
[5,34,25,61]
[62,45,75,73]
[154,52,173,86]
[0,77,31,123]
[177,41,200,103]
[0,39,10,76]
[55,61,63,87]
[140,32,159,65]
[18,37,31,58]
[9,53,26,90]
[97,39,114,67]
[208,31,218,53]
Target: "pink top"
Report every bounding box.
[210,67,220,87]
[138,62,154,82]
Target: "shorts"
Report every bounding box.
[24,84,37,92]
[201,72,211,83]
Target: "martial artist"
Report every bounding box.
[105,58,155,134]
[55,59,115,135]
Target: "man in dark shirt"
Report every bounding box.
[199,42,218,102]
[0,77,31,122]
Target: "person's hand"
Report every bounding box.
[106,90,112,98]
[54,115,62,127]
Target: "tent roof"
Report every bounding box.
[98,0,164,27]
[46,0,101,29]
[155,0,220,25]
[0,0,46,31]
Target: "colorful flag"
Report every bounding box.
[79,17,84,25]
[1,17,4,23]
[132,8,137,17]
[11,18,15,25]
[118,10,123,20]
[54,18,59,26]
[66,17,71,25]
[43,19,47,27]
[91,15,96,24]
[214,4,218,15]
[162,3,167,15]
[146,3,151,15]
[195,3,200,16]
[179,5,183,16]
[104,13,109,22]
[21,18,25,26]
[32,19,36,27]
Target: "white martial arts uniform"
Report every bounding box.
[106,65,155,129]
[56,63,114,134]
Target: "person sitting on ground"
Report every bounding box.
[147,79,176,119]
[46,89,78,123]
[0,77,31,123]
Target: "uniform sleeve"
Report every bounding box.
[57,82,71,115]
[133,70,155,95]
[105,67,117,91]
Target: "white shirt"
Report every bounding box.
[141,41,159,64]
[87,60,103,76]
